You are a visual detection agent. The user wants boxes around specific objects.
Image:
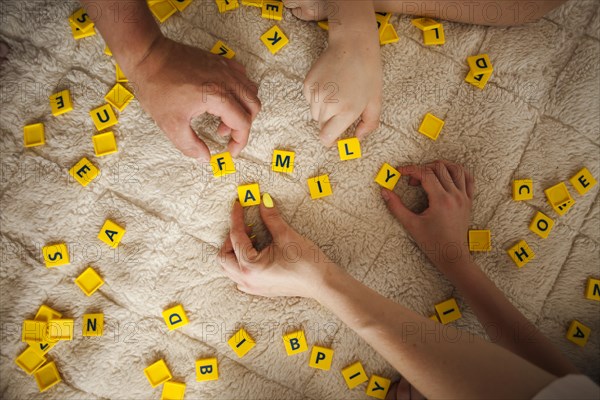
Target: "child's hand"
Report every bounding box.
[130,37,260,162]
[381,161,475,274]
[283,0,328,21]
[218,196,334,298]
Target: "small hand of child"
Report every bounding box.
[283,0,328,21]
[381,161,475,275]
[130,37,261,162]
[218,196,334,298]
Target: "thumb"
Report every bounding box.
[168,124,211,163]
[259,193,289,237]
[381,188,417,230]
[354,100,381,141]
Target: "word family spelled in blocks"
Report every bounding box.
[210,40,235,59]
[90,104,118,131]
[272,150,295,174]
[161,381,186,400]
[434,298,462,324]
[512,179,533,201]
[98,219,126,248]
[544,182,575,216]
[419,113,445,140]
[196,357,218,381]
[69,157,99,187]
[261,25,289,54]
[308,345,334,371]
[42,243,70,268]
[375,163,401,190]
[216,0,239,13]
[82,313,104,336]
[75,267,105,296]
[337,138,362,161]
[22,320,47,343]
[162,304,189,331]
[228,328,256,358]
[93,131,118,157]
[237,183,261,207]
[282,330,308,356]
[210,152,236,177]
[379,23,399,45]
[144,359,173,388]
[170,0,193,12]
[23,123,45,147]
[34,361,62,392]
[49,90,73,116]
[115,63,128,83]
[105,83,134,112]
[529,211,554,239]
[468,230,491,252]
[148,0,177,23]
[507,240,535,268]
[341,361,368,389]
[366,375,391,399]
[566,320,591,347]
[69,8,94,31]
[585,277,600,301]
[48,319,74,341]
[262,0,283,20]
[15,347,46,375]
[308,175,333,199]
[570,167,597,196]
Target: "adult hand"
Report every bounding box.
[283,0,328,21]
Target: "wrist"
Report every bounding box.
[126,34,169,81]
[311,261,349,303]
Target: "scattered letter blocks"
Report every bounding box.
[570,167,597,196]
[468,230,491,252]
[272,150,295,174]
[585,277,600,301]
[237,183,261,206]
[418,113,444,140]
[82,313,104,336]
[228,328,256,358]
[307,175,333,199]
[210,40,236,59]
[566,320,591,347]
[162,304,189,331]
[47,319,74,341]
[366,375,391,399]
[465,54,493,89]
[161,381,186,400]
[196,357,219,381]
[49,90,73,116]
[210,152,236,177]
[375,163,401,190]
[93,131,118,157]
[434,298,462,324]
[337,138,362,161]
[23,123,45,147]
[529,211,554,239]
[262,0,283,20]
[282,330,308,356]
[341,361,368,389]
[144,359,173,388]
[90,104,118,131]
[33,361,62,392]
[216,0,240,13]
[512,179,533,201]
[507,240,535,268]
[261,25,289,54]
[69,157,99,187]
[104,83,134,112]
[42,243,70,268]
[308,345,334,371]
[544,182,575,216]
[98,219,126,248]
[75,267,105,296]
[15,347,46,375]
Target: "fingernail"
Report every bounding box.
[263,193,274,208]
[381,189,390,201]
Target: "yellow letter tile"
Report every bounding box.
[161,381,186,400]
[42,243,70,268]
[337,138,362,161]
[411,17,440,31]
[228,328,255,358]
[210,40,236,59]
[98,219,126,248]
[23,123,45,147]
[566,320,591,347]
[544,182,575,216]
[375,163,401,190]
[418,113,444,140]
[341,361,368,389]
[570,167,597,196]
[423,24,445,45]
[434,298,462,324]
[282,330,308,356]
[22,320,47,343]
[162,304,189,331]
[104,83,134,112]
[49,90,73,116]
[196,357,218,381]
[115,63,128,83]
[529,211,554,239]
[366,375,391,399]
[272,150,295,174]
[92,131,118,157]
[69,157,99,187]
[34,305,62,322]
[216,0,239,13]
[75,267,105,296]
[15,347,46,375]
[512,179,533,201]
[467,54,493,75]
[82,313,104,336]
[149,0,177,22]
[33,361,62,392]
[69,8,94,31]
[144,359,173,388]
[262,0,283,20]
[237,183,261,207]
[308,345,334,370]
[47,319,74,341]
[468,229,491,252]
[261,25,289,54]
[210,152,236,177]
[307,175,333,199]
[585,277,600,301]
[90,104,118,131]
[507,240,535,268]
[380,23,399,45]
[168,0,193,11]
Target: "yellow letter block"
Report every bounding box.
[144,359,173,388]
[23,123,45,147]
[341,361,368,389]
[434,298,462,324]
[337,138,362,161]
[529,211,554,239]
[380,24,399,45]
[82,313,104,336]
[242,0,263,6]
[149,0,177,22]
[228,328,256,358]
[375,163,401,190]
[262,0,283,20]
[161,381,186,400]
[15,347,46,375]
[307,175,333,199]
[411,18,440,31]
[366,375,391,399]
[69,8,94,31]
[70,22,96,40]
[90,104,118,131]
[42,243,70,268]
[585,277,600,301]
[22,320,47,343]
[570,167,597,196]
[196,357,218,381]
[169,0,193,11]
[210,152,236,177]
[237,183,261,206]
[507,240,535,268]
[105,83,134,112]
[465,69,492,90]
[272,150,295,174]
[49,89,73,116]
[566,320,591,347]
[115,63,128,82]
[69,157,99,187]
[467,54,493,75]
[468,229,491,252]
[418,113,444,140]
[216,0,239,13]
[75,266,105,296]
[48,319,74,341]
[282,330,308,356]
[423,24,445,45]
[512,179,533,201]
[308,345,334,371]
[33,361,62,392]
[93,131,118,157]
[35,305,62,322]
[544,182,575,216]
[162,304,189,331]
[210,40,236,59]
[98,219,126,248]
[261,25,289,54]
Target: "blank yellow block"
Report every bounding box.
[162,304,189,331]
[261,0,283,20]
[507,240,535,268]
[49,90,73,116]
[98,219,126,248]
[69,157,99,187]
[104,83,134,112]
[210,40,235,59]
[418,113,444,140]
[375,163,401,190]
[545,182,574,215]
[104,44,112,56]
[75,267,105,296]
[34,305,62,322]
[337,138,362,161]
[47,319,74,341]
[468,230,491,252]
[210,152,236,177]
[228,328,255,358]
[144,359,173,388]
[149,0,177,22]
[216,0,239,13]
[529,211,554,239]
[22,320,47,343]
[512,179,533,201]
[380,23,399,45]
[242,0,262,6]
[161,381,186,400]
[566,320,590,347]
[307,175,333,199]
[585,277,600,301]
[15,347,46,375]
[93,131,118,157]
[570,167,597,196]
[366,375,391,399]
[272,150,295,174]
[115,63,128,82]
[308,345,334,371]
[411,17,440,30]
[196,357,218,381]
[33,361,62,392]
[237,183,261,207]
[42,243,70,268]
[435,298,462,324]
[261,25,289,54]
[423,24,445,45]
[282,330,308,356]
[82,313,104,336]
[23,123,45,147]
[341,361,368,389]
[90,104,118,131]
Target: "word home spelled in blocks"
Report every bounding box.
[210,40,235,59]
[69,157,99,187]
[585,278,600,301]
[49,90,73,116]
[216,0,239,13]
[468,230,491,252]
[308,345,334,371]
[210,152,236,177]
[570,167,597,196]
[48,319,74,341]
[105,83,134,112]
[544,182,575,216]
[42,243,70,268]
[419,113,444,140]
[161,381,186,400]
[238,183,261,206]
[144,359,173,388]
[23,123,45,147]
[22,320,48,343]
[34,361,62,392]
[512,179,533,201]
[196,357,218,381]
[366,375,391,399]
[75,267,105,296]
[282,330,308,356]
[228,328,256,357]
[93,131,118,157]
[375,163,401,190]
[507,240,535,268]
[98,219,126,248]
[341,361,368,389]
[162,304,189,330]
[82,313,104,336]
[337,138,362,161]
[149,0,177,23]
[15,347,46,375]
[566,320,591,347]
[90,104,118,131]
[261,25,289,54]
[529,211,554,239]
[272,150,295,174]
[308,175,333,199]
[435,298,462,324]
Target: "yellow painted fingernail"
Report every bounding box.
[249,234,256,240]
[263,193,274,208]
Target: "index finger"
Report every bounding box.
[398,165,446,198]
[206,93,252,156]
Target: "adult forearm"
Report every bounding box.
[326,0,376,32]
